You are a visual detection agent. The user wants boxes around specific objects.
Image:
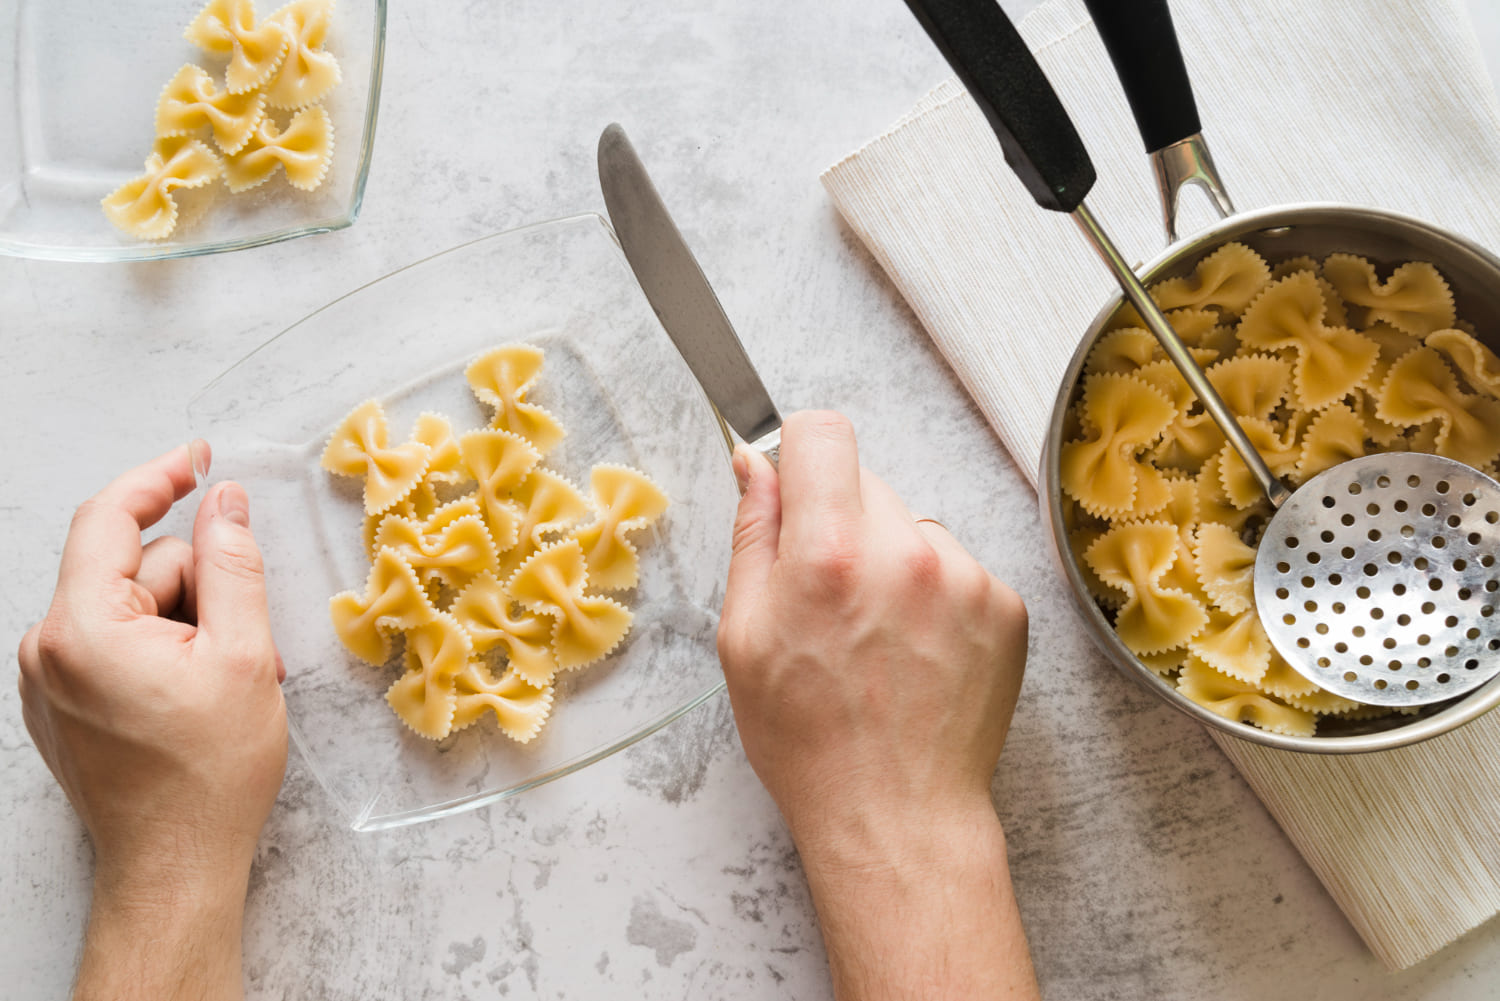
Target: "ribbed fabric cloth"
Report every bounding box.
[823,0,1500,970]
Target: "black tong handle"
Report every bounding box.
[901,0,1095,213]
[1081,0,1202,153]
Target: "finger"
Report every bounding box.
[58,442,203,591]
[191,482,274,660]
[135,536,197,621]
[777,411,863,552]
[858,466,918,529]
[722,447,782,625]
[915,517,979,565]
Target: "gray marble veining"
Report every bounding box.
[3,1,1499,998]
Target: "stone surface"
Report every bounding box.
[3,1,1499,998]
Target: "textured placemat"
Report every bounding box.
[822,0,1500,970]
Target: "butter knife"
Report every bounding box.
[597,123,782,464]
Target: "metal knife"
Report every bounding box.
[597,123,782,464]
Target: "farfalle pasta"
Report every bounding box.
[100,138,223,242]
[1083,521,1207,656]
[1322,254,1456,337]
[263,0,343,110]
[1059,372,1177,520]
[320,399,432,515]
[1237,271,1379,410]
[465,345,569,456]
[325,343,668,744]
[102,0,339,240]
[572,466,672,590]
[156,64,266,155]
[223,105,334,192]
[186,0,292,93]
[508,540,634,671]
[1061,244,1500,734]
[1375,346,1500,468]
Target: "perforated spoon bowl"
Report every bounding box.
[1254,454,1500,705]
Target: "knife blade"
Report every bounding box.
[597,124,782,459]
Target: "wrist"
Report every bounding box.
[93,840,252,917]
[794,800,1040,1001]
[794,793,1006,891]
[77,857,249,1001]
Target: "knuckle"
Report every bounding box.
[794,410,854,442]
[228,645,276,676]
[940,556,1002,613]
[715,616,744,667]
[208,630,277,675]
[68,497,104,531]
[730,511,772,561]
[901,542,944,592]
[34,614,74,666]
[211,539,265,583]
[801,536,862,597]
[991,581,1029,630]
[16,627,40,683]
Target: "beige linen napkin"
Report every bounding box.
[823,0,1500,971]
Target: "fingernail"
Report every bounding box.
[188,439,211,482]
[219,483,250,527]
[732,448,751,493]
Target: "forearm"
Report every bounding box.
[74,863,248,1001]
[799,805,1041,1001]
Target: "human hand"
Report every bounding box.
[717,412,1037,1000]
[17,442,286,904]
[716,411,1028,863]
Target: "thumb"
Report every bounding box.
[192,481,274,658]
[722,447,781,624]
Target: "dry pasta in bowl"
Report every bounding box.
[323,345,669,745]
[1058,241,1500,737]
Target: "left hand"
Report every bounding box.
[17,442,287,901]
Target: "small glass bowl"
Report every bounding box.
[188,215,739,829]
[0,0,385,261]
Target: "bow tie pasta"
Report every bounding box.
[102,0,339,241]
[1060,245,1500,735]
[325,344,669,744]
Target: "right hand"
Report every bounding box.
[716,411,1028,865]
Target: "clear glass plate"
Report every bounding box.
[188,215,738,830]
[0,0,385,261]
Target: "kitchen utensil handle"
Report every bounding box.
[901,0,1095,213]
[1081,0,1202,153]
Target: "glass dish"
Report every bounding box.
[188,215,738,830]
[0,0,385,262]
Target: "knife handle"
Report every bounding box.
[1081,0,1202,153]
[900,0,1096,214]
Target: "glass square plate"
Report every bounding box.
[1,0,385,261]
[188,215,738,830]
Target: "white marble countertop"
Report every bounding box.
[5,1,1500,998]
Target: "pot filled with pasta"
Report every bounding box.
[1033,2,1500,751]
[900,0,1500,750]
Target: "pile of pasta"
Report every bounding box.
[322,344,669,743]
[1061,243,1500,736]
[102,0,339,240]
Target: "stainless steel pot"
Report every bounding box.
[1037,1,1500,751]
[901,0,1500,751]
[1041,203,1500,752]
